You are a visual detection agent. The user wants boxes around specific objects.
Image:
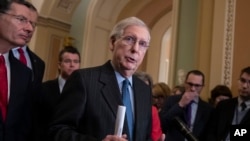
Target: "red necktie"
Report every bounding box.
[0,55,8,122]
[18,48,27,65]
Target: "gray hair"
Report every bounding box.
[109,17,150,41]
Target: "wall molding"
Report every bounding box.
[223,0,235,86]
[37,16,71,32]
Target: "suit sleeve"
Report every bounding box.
[159,96,186,133]
[48,71,96,141]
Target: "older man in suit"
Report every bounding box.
[205,66,250,141]
[0,0,40,141]
[160,70,214,141]
[49,17,152,141]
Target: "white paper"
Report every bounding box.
[114,105,126,137]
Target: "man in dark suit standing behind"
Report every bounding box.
[49,17,152,141]
[205,66,250,141]
[160,70,214,141]
[0,0,41,141]
[42,46,80,136]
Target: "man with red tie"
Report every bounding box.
[0,0,43,141]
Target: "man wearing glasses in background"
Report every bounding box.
[205,66,250,141]
[160,70,214,141]
[0,0,43,141]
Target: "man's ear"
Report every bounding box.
[109,36,116,51]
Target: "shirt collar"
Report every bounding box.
[58,75,66,93]
[238,97,250,108]
[192,96,199,104]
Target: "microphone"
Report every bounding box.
[174,117,199,141]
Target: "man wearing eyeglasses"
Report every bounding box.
[205,66,250,141]
[160,70,214,141]
[0,1,43,141]
[49,17,152,141]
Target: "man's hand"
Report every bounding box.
[157,133,165,141]
[178,91,198,107]
[102,134,128,141]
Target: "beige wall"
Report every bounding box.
[232,0,250,96]
[29,0,250,101]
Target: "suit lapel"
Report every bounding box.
[7,51,32,123]
[241,110,250,124]
[133,76,151,137]
[99,61,123,117]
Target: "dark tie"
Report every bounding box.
[241,102,247,111]
[18,48,27,65]
[0,55,8,122]
[186,101,194,128]
[122,79,134,141]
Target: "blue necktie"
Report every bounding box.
[122,79,134,141]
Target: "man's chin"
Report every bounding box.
[13,41,27,47]
[240,94,250,101]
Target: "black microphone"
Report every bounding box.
[174,117,199,141]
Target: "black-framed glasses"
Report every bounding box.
[0,11,36,28]
[185,82,203,88]
[120,35,149,49]
[239,77,250,85]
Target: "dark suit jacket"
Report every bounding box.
[41,78,61,125]
[204,98,250,141]
[25,47,45,141]
[39,79,61,140]
[26,47,45,88]
[49,61,152,141]
[0,51,33,141]
[160,94,213,141]
[42,78,61,115]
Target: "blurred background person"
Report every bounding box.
[135,71,165,141]
[160,70,214,141]
[204,66,250,141]
[209,84,233,107]
[135,71,153,86]
[43,46,81,93]
[152,82,171,112]
[171,85,185,95]
[41,46,81,139]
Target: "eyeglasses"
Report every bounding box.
[185,82,203,88]
[0,12,36,28]
[120,35,149,49]
[239,77,250,85]
[62,59,80,64]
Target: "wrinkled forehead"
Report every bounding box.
[123,25,150,41]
